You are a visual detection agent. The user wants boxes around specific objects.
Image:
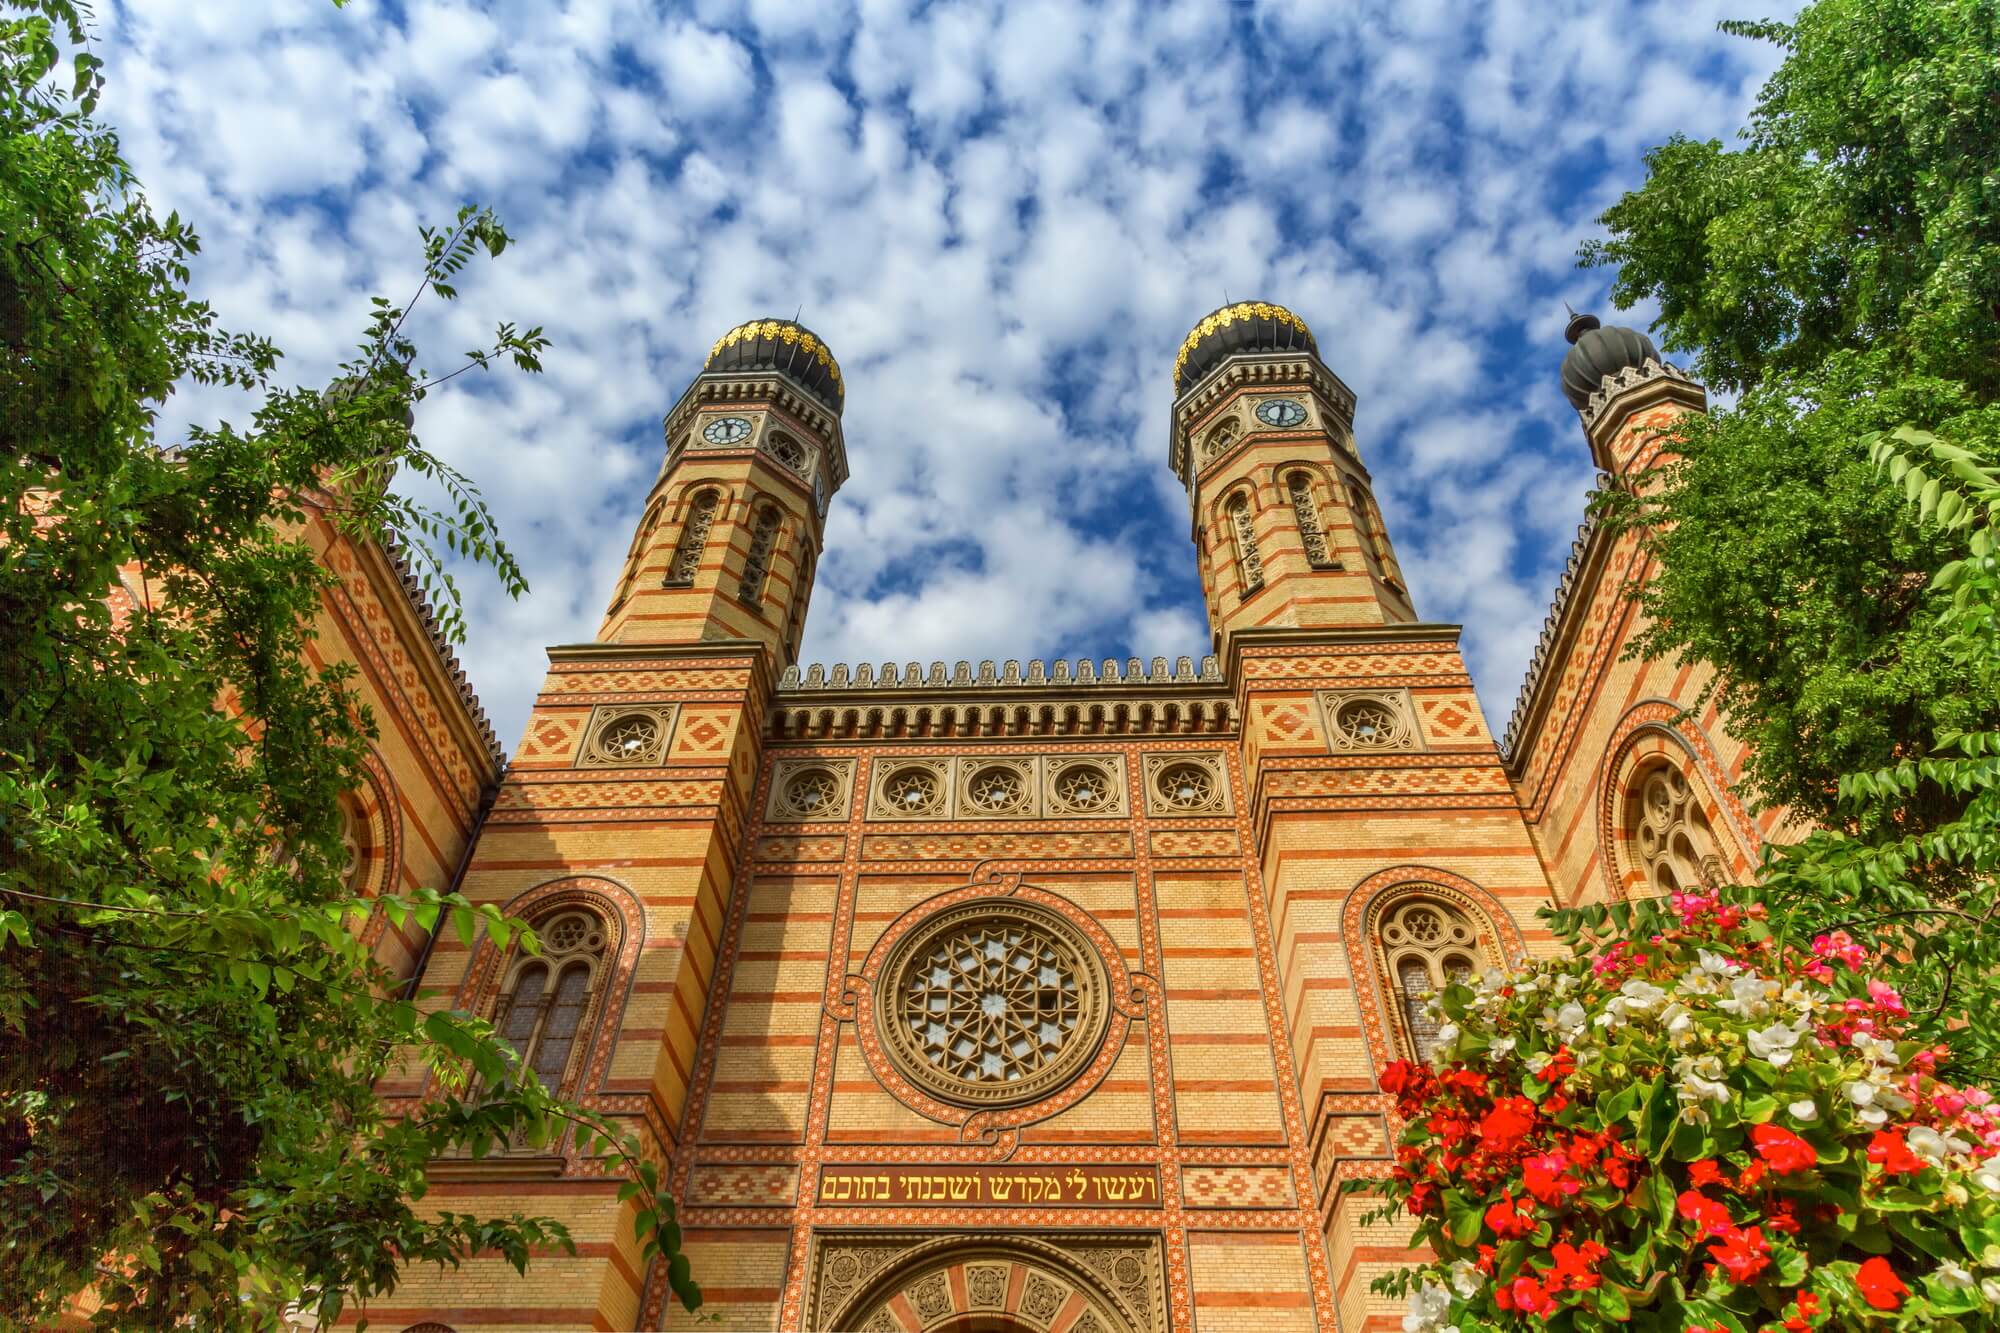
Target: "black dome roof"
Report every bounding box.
[1174,301,1317,394]
[704,318,843,413]
[1559,312,1660,410]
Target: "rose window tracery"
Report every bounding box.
[883,766,944,816]
[783,767,843,818]
[878,899,1109,1107]
[1050,762,1113,813]
[1154,762,1214,811]
[965,765,1028,814]
[594,714,659,764]
[1334,697,1408,750]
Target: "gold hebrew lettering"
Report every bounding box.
[1066,1168,1087,1196]
[947,1175,973,1201]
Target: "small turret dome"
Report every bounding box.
[704,318,843,413]
[1174,301,1317,394]
[1559,311,1660,410]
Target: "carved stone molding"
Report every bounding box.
[1317,688,1423,755]
[574,702,679,768]
[857,755,1131,822]
[765,756,857,822]
[808,1232,1165,1333]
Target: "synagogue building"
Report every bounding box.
[301,301,1775,1331]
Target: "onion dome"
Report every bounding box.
[1173,301,1317,394]
[1560,310,1660,410]
[704,318,843,413]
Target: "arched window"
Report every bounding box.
[1345,478,1404,588]
[739,503,781,604]
[1202,418,1240,463]
[1628,764,1724,896]
[784,550,813,662]
[612,500,661,607]
[493,908,610,1095]
[1287,471,1336,569]
[1226,493,1264,597]
[1380,898,1482,1062]
[665,489,719,587]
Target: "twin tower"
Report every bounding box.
[597,301,1417,665]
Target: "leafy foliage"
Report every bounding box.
[0,1,699,1325]
[1582,0,2000,832]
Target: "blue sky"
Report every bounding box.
[99,0,1788,749]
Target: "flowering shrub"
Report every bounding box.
[1373,892,2000,1331]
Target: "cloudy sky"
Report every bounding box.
[98,0,1786,750]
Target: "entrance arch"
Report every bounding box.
[819,1235,1151,1333]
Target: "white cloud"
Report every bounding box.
[93,0,1796,747]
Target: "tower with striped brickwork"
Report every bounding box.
[367,302,1761,1333]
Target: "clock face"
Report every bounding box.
[702,416,753,445]
[1256,399,1308,428]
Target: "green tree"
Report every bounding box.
[0,2,699,1325]
[1584,0,2000,834]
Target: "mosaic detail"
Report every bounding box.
[860,831,1133,862]
[1180,1165,1296,1209]
[687,1162,798,1207]
[808,1234,1163,1333]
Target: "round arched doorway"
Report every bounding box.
[813,1235,1158,1333]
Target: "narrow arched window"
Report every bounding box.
[493,908,609,1095]
[784,550,813,662]
[1227,493,1264,597]
[613,500,661,607]
[1345,478,1404,588]
[1288,472,1336,569]
[740,503,781,604]
[665,489,720,587]
[1380,898,1481,1062]
[1629,764,1724,896]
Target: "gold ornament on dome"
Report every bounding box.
[876,898,1110,1108]
[1171,300,1313,389]
[707,318,844,388]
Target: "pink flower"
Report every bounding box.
[1812,930,1866,969]
[1868,980,1907,1015]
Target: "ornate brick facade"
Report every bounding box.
[360,306,1749,1332]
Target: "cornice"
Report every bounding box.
[546,637,780,695]
[1498,505,1612,776]
[1223,622,1465,686]
[1578,361,1707,465]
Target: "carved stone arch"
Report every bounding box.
[351,747,405,948]
[1597,706,1757,903]
[670,476,731,519]
[1343,868,1528,1079]
[818,1234,1156,1333]
[449,875,645,1104]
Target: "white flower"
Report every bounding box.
[1488,1036,1516,1063]
[1972,1162,2000,1195]
[1555,1002,1588,1036]
[1697,949,1740,977]
[1846,1080,1879,1107]
[1403,1281,1453,1333]
[1679,1073,1731,1105]
[1661,1002,1694,1040]
[1718,974,1772,1017]
[1983,1276,2000,1304]
[1447,1259,1482,1300]
[1554,972,1579,997]
[1434,1023,1459,1052]
[1788,1098,1818,1122]
[1525,1049,1553,1075]
[1908,1126,1974,1164]
[1937,1261,1976,1291]
[1746,1021,1804,1067]
[1620,978,1668,1011]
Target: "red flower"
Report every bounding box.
[1749,1123,1818,1175]
[1866,1129,1925,1176]
[1496,1273,1555,1316]
[1380,1061,1419,1096]
[1484,1193,1537,1240]
[1763,1196,1801,1235]
[1782,1290,1821,1332]
[1522,1152,1582,1206]
[1546,1240,1607,1292]
[1480,1096,1537,1151]
[1676,1189,1732,1238]
[1705,1225,1770,1284]
[1687,1158,1727,1189]
[1856,1256,1907,1310]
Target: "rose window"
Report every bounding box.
[337,805,365,890]
[596,714,659,763]
[883,767,943,815]
[1154,761,1215,811]
[965,765,1028,814]
[784,767,843,817]
[876,898,1110,1108]
[1051,763,1112,813]
[1334,697,1407,749]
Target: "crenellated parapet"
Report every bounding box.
[779,655,1221,690]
